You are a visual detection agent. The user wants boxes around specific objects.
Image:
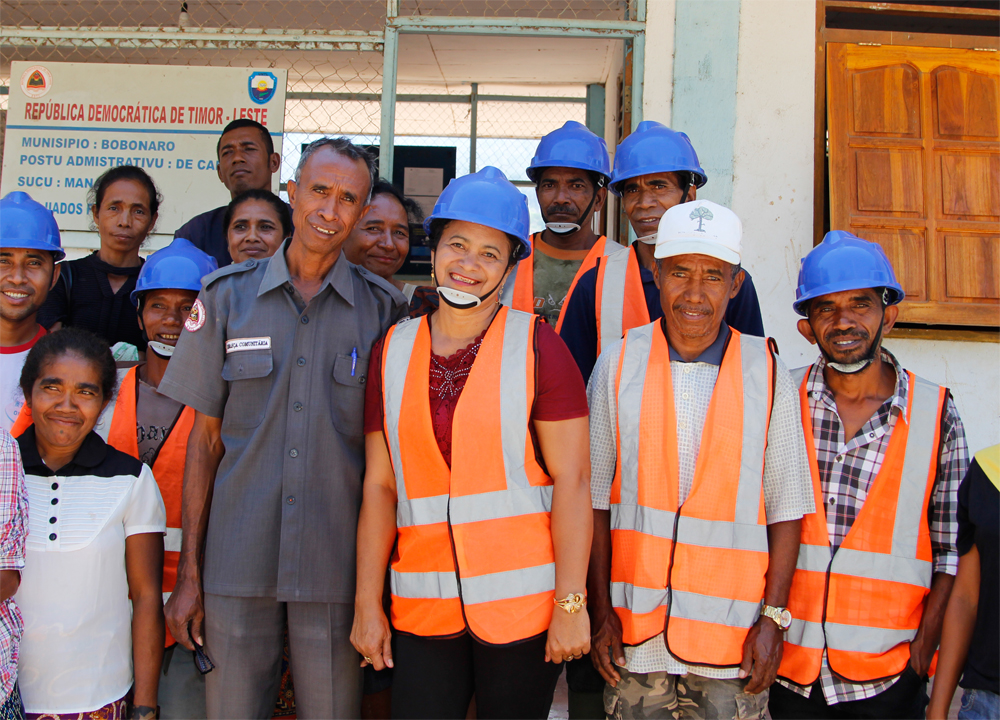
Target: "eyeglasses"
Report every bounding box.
[191,633,215,675]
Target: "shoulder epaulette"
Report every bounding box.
[202,258,263,288]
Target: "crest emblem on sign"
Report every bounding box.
[185,298,207,332]
[689,205,713,232]
[20,65,52,99]
[248,71,277,105]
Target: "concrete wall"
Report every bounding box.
[644,0,999,452]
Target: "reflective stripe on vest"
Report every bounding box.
[9,366,130,440]
[105,365,192,649]
[500,235,620,332]
[778,369,945,685]
[382,307,556,645]
[595,245,649,355]
[610,323,774,666]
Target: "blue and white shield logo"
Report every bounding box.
[248,71,277,105]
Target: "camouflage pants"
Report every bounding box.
[603,669,769,720]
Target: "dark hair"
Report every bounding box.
[370,179,425,226]
[217,118,274,158]
[89,165,162,219]
[295,138,377,202]
[19,327,117,402]
[426,218,523,267]
[223,189,292,239]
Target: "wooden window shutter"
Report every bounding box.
[827,43,999,327]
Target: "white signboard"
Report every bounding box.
[1,61,287,246]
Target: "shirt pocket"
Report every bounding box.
[330,351,369,437]
[221,349,274,428]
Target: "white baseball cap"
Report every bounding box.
[654,199,742,266]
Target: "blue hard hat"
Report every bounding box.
[0,191,65,261]
[131,237,218,306]
[424,166,532,260]
[526,121,612,187]
[793,231,905,316]
[608,121,708,196]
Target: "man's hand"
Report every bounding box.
[908,632,935,678]
[165,572,204,651]
[739,617,783,694]
[350,600,393,671]
[589,601,626,687]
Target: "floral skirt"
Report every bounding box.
[25,692,128,720]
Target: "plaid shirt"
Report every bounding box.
[0,430,27,702]
[778,349,968,705]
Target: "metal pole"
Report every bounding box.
[379,23,399,180]
[470,82,479,174]
[631,0,646,131]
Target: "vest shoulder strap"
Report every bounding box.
[790,365,810,387]
[500,262,518,306]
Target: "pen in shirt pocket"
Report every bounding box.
[351,347,358,377]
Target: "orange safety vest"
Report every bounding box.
[381,306,556,645]
[778,368,945,686]
[610,323,774,666]
[502,234,622,332]
[595,245,650,356]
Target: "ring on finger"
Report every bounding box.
[363,656,373,663]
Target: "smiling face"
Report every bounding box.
[653,253,743,353]
[26,352,107,452]
[621,171,694,239]
[286,146,372,257]
[138,288,199,351]
[0,247,59,326]
[93,178,157,255]
[217,126,280,197]
[343,193,411,281]
[535,167,605,227]
[432,220,514,302]
[798,287,897,366]
[227,198,286,262]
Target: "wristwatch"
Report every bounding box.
[760,604,792,630]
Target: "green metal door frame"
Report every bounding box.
[378,0,646,179]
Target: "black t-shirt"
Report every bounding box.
[174,206,231,269]
[957,453,999,695]
[38,252,146,350]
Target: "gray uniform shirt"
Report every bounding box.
[159,240,406,603]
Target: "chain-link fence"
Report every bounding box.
[2,0,637,239]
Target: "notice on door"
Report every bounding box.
[1,61,287,239]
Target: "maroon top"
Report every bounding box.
[364,317,588,467]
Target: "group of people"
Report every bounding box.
[0,115,994,720]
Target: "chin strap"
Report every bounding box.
[434,256,511,309]
[635,233,658,245]
[147,341,176,358]
[826,305,886,375]
[545,222,581,234]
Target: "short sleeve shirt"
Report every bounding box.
[16,428,166,714]
[158,240,407,602]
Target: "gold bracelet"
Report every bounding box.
[554,592,587,614]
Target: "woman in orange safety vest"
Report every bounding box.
[351,167,593,720]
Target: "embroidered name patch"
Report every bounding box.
[225,337,272,353]
[184,299,206,332]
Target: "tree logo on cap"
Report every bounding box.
[690,206,713,232]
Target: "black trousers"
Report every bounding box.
[769,666,928,720]
[391,632,562,719]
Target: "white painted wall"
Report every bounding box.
[642,0,676,125]
[727,0,999,452]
